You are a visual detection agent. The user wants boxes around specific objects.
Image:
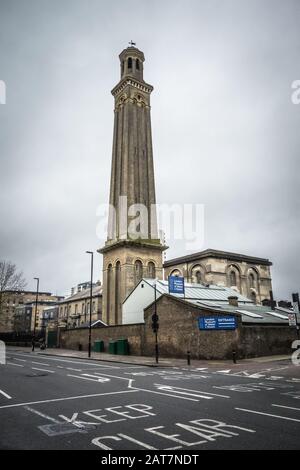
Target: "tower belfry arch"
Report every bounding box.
[99,46,167,325]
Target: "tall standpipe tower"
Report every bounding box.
[99,46,167,325]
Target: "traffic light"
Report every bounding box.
[152,313,159,333]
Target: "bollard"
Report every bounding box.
[232,350,237,364]
[187,350,191,366]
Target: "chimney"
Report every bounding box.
[228,295,238,307]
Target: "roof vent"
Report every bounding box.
[228,295,238,307]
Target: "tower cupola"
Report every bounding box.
[119,46,145,82]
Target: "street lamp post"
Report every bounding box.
[86,251,94,358]
[32,277,39,352]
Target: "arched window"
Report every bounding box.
[134,260,143,284]
[128,57,132,69]
[170,269,181,278]
[121,60,124,75]
[251,291,257,304]
[107,264,113,324]
[230,270,237,286]
[148,262,156,279]
[115,261,121,324]
[249,273,255,288]
[136,58,140,70]
[195,271,202,284]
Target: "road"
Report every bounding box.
[0,348,300,450]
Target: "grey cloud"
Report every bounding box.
[0,0,299,299]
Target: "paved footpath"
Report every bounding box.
[0,347,299,450]
[6,345,292,368]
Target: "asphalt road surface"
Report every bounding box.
[1,348,300,450]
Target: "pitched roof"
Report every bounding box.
[138,279,292,325]
[141,278,253,304]
[58,285,102,304]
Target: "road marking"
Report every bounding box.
[272,404,300,412]
[129,386,198,402]
[7,362,23,367]
[24,406,60,423]
[154,384,230,399]
[11,353,119,368]
[236,407,300,423]
[67,374,109,383]
[0,389,12,399]
[0,390,139,410]
[216,369,231,374]
[32,367,55,373]
[154,385,212,400]
[80,371,133,382]
[31,361,50,366]
[66,368,82,372]
[15,358,26,362]
[82,374,110,382]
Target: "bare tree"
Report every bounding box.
[0,261,27,331]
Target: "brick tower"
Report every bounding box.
[99,45,167,325]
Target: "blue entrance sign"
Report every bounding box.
[198,316,237,330]
[168,276,185,295]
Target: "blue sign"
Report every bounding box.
[168,276,185,295]
[198,316,237,330]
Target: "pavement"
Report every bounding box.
[6,345,292,368]
[0,346,300,450]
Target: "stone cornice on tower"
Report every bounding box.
[99,239,168,255]
[111,77,153,98]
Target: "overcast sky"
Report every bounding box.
[0,0,299,299]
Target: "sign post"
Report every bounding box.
[152,284,159,364]
[292,293,300,340]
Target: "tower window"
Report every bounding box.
[134,260,143,284]
[121,60,124,75]
[128,57,132,69]
[136,59,140,70]
[148,262,156,279]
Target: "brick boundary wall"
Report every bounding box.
[59,295,297,360]
[59,323,145,355]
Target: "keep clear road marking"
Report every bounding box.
[0,390,139,410]
[236,407,300,423]
[272,404,300,412]
[0,389,12,399]
[154,384,230,399]
[32,368,55,373]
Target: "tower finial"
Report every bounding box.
[129,40,136,46]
